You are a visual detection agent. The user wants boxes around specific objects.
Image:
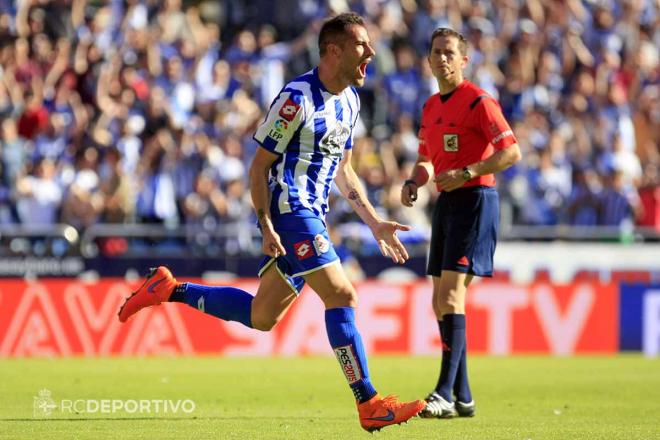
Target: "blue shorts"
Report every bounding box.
[427,186,499,277]
[257,210,339,294]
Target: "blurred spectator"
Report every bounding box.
[99,147,135,223]
[60,147,103,229]
[1,117,28,188]
[599,168,642,227]
[638,164,660,231]
[382,43,422,125]
[565,167,601,226]
[15,158,62,224]
[183,169,227,229]
[329,225,365,282]
[0,0,655,251]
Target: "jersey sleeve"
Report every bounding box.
[476,97,517,150]
[417,122,429,157]
[417,97,433,157]
[253,90,306,154]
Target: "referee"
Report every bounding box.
[401,28,521,419]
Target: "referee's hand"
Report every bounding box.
[434,169,465,192]
[401,181,418,207]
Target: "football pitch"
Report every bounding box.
[1,356,658,439]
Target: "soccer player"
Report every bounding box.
[400,28,521,418]
[118,13,425,432]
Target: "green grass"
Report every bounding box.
[0,356,658,439]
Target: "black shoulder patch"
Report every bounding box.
[469,95,489,110]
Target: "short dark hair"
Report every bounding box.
[318,12,365,56]
[429,28,468,55]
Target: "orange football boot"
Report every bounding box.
[118,266,178,323]
[357,394,426,432]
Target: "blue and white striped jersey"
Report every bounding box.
[253,67,360,218]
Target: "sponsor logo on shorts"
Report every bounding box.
[443,134,459,152]
[293,240,314,260]
[334,345,362,384]
[278,98,300,121]
[313,234,330,255]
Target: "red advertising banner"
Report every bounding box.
[0,279,618,357]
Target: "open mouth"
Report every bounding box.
[358,59,370,78]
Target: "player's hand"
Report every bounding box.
[371,221,411,264]
[262,228,286,258]
[434,169,465,192]
[401,182,418,207]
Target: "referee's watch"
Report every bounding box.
[462,166,473,181]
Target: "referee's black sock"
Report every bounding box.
[435,314,466,402]
[453,324,472,403]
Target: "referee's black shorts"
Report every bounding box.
[426,186,499,278]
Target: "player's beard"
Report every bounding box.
[350,76,366,87]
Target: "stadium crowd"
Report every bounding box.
[0,0,657,255]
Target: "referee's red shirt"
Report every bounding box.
[418,80,517,189]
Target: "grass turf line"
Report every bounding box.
[0,355,658,439]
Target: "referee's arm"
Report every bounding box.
[435,144,522,192]
[401,154,433,207]
[465,143,522,179]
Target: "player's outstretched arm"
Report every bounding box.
[249,147,286,258]
[334,150,411,264]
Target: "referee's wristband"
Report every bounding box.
[404,179,418,187]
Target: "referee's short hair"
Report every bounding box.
[319,12,365,57]
[430,28,468,55]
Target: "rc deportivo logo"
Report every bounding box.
[34,389,57,417]
[313,234,330,255]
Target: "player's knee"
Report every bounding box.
[444,296,465,314]
[250,307,281,331]
[251,315,279,332]
[324,286,357,308]
[436,290,465,315]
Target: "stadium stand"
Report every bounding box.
[0,0,657,260]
